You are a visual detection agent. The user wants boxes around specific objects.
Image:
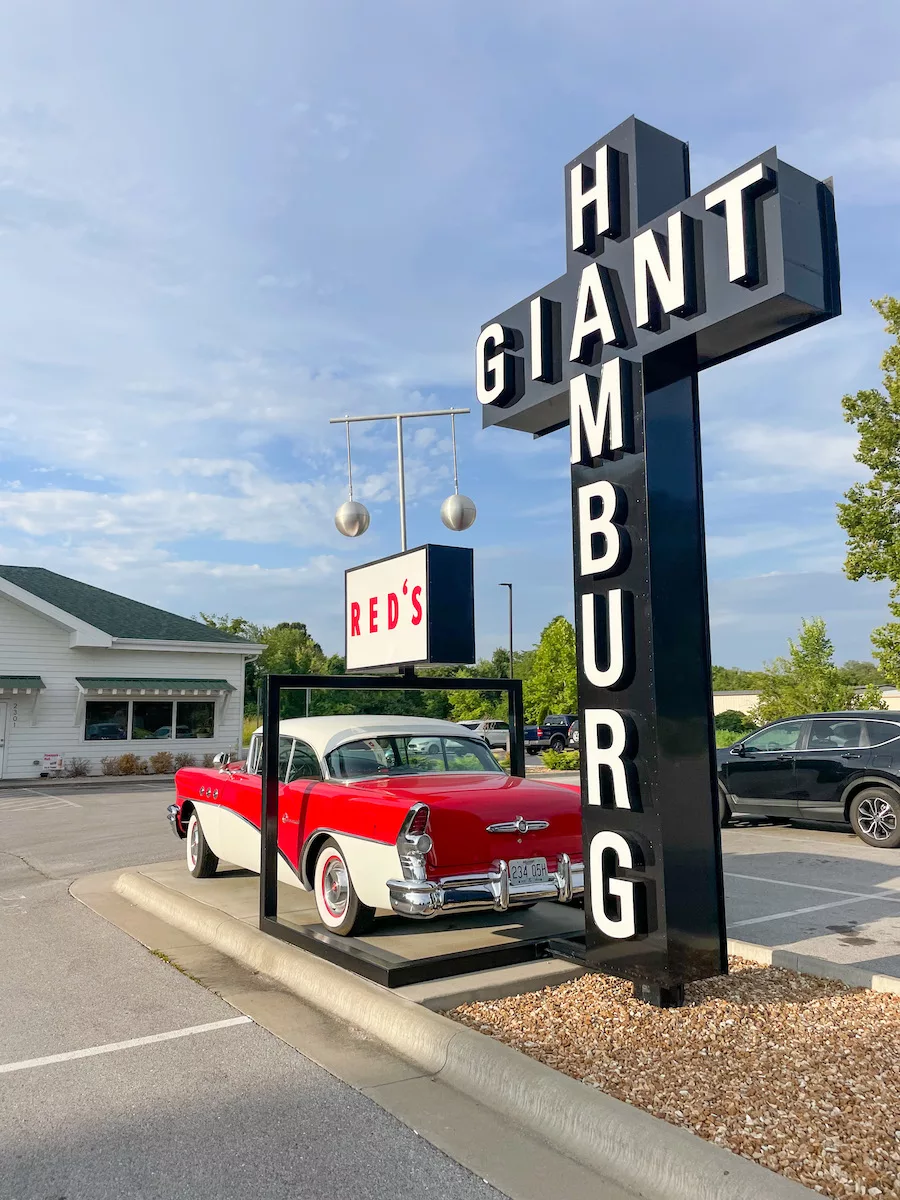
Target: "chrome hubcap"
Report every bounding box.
[189,819,199,865]
[857,796,897,841]
[322,857,348,917]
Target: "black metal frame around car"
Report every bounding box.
[257,671,581,988]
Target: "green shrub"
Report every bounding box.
[715,708,756,734]
[715,728,745,748]
[64,757,92,777]
[148,751,176,775]
[115,752,148,776]
[173,752,196,770]
[542,749,580,771]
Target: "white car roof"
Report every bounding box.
[251,714,477,761]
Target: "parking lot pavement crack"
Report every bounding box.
[0,846,56,882]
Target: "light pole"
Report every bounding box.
[499,582,513,679]
[331,407,475,550]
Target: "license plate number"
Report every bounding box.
[509,857,550,885]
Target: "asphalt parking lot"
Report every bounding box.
[0,783,503,1200]
[3,781,900,1197]
[723,818,900,975]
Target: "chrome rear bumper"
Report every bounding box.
[387,853,584,919]
[166,803,183,838]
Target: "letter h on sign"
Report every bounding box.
[477,118,840,1000]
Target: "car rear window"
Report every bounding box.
[544,716,568,726]
[863,720,900,747]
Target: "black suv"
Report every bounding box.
[717,711,900,847]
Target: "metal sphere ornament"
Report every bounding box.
[334,499,371,538]
[440,493,477,532]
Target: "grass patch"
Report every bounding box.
[150,948,202,985]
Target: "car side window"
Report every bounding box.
[495,722,509,732]
[807,719,863,751]
[277,736,293,783]
[742,721,806,752]
[863,720,900,748]
[286,740,322,783]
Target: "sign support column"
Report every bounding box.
[477,116,840,1004]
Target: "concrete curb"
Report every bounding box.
[114,869,812,1200]
[0,774,175,791]
[728,936,900,996]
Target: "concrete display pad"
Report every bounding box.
[145,859,584,975]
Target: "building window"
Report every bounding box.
[132,701,174,739]
[177,701,215,739]
[84,701,128,741]
[83,698,217,741]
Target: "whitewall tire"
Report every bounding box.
[313,838,375,937]
[187,812,219,879]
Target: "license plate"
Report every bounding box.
[509,857,550,886]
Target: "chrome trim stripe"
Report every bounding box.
[486,817,550,833]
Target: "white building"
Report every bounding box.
[0,566,263,780]
[713,689,900,717]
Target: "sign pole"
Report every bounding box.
[476,116,840,1004]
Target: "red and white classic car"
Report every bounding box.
[167,715,583,936]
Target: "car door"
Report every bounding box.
[488,720,509,749]
[795,717,869,822]
[221,735,292,871]
[281,739,325,871]
[722,718,808,817]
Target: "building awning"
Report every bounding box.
[76,678,235,696]
[0,676,45,694]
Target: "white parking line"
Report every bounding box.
[725,870,900,905]
[729,894,876,928]
[0,1016,251,1075]
[0,793,82,813]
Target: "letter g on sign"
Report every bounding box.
[590,830,637,939]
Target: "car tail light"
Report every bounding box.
[408,805,429,836]
[397,804,432,881]
[537,727,543,738]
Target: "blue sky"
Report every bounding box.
[0,0,898,667]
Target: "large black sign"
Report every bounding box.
[478,117,840,1003]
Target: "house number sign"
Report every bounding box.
[477,117,840,1004]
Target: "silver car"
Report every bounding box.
[457,719,509,750]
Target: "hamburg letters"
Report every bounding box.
[477,117,840,1002]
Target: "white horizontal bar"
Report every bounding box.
[329,408,470,423]
[0,1016,251,1075]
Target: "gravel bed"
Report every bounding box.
[449,958,900,1197]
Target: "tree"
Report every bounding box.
[836,659,887,686]
[197,612,262,641]
[711,665,767,691]
[755,617,856,724]
[855,682,888,711]
[838,296,900,685]
[523,616,577,723]
[715,709,756,734]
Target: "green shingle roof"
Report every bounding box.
[0,566,251,644]
[0,676,45,691]
[76,678,234,693]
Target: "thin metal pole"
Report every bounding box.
[396,415,407,552]
[500,583,513,678]
[344,419,353,500]
[329,406,471,554]
[450,412,459,495]
[260,674,279,923]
